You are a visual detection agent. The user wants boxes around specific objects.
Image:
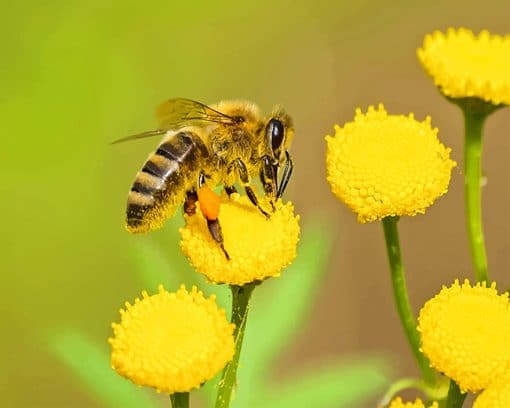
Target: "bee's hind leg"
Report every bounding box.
[206,218,230,260]
[234,158,270,218]
[196,173,230,260]
[184,189,198,215]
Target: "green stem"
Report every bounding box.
[382,217,436,386]
[444,380,466,408]
[463,109,490,283]
[215,284,256,408]
[170,392,189,408]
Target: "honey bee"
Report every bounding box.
[114,98,294,258]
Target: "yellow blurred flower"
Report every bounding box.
[388,397,438,408]
[418,279,510,392]
[418,28,510,106]
[109,285,235,394]
[180,194,300,285]
[473,370,510,408]
[325,105,456,222]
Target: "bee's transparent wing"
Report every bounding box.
[112,98,235,144]
[156,98,235,129]
[111,129,167,144]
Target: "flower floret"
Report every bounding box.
[418,279,510,392]
[326,104,456,222]
[473,370,510,408]
[180,194,300,285]
[109,285,235,394]
[388,396,438,408]
[418,27,510,105]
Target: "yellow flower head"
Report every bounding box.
[418,28,510,106]
[180,194,300,285]
[388,397,438,408]
[473,370,510,408]
[418,279,510,392]
[109,285,235,394]
[325,105,456,222]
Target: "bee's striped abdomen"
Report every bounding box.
[126,131,208,233]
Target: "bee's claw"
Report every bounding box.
[221,244,230,260]
[259,207,271,219]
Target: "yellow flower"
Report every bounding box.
[473,370,510,408]
[418,28,510,106]
[388,397,438,408]
[109,285,235,394]
[180,194,300,285]
[418,279,510,392]
[325,105,456,223]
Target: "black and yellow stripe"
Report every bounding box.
[126,131,209,233]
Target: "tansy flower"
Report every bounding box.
[180,194,300,285]
[109,285,235,394]
[473,370,510,408]
[325,105,456,223]
[388,397,438,408]
[418,28,510,106]
[418,280,510,392]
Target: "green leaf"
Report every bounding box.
[130,231,231,309]
[206,220,392,408]
[129,217,205,292]
[238,220,333,391]
[255,357,391,408]
[48,330,156,408]
[131,238,187,292]
[198,219,333,406]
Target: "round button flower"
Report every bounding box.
[417,280,510,392]
[325,104,456,223]
[109,285,235,394]
[388,397,438,408]
[180,194,300,285]
[473,370,510,408]
[418,28,510,106]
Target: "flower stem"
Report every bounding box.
[382,217,436,386]
[170,392,189,408]
[215,283,256,408]
[463,109,490,283]
[445,380,466,408]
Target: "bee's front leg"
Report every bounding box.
[259,155,277,211]
[234,158,270,218]
[224,185,238,198]
[277,150,293,199]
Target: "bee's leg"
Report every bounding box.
[234,158,270,218]
[197,175,230,260]
[224,162,238,198]
[277,150,294,199]
[259,155,277,211]
[205,218,230,260]
[184,189,198,215]
[224,185,238,198]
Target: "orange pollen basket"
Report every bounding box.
[198,186,221,220]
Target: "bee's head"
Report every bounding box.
[265,107,294,164]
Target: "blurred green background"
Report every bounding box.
[2,1,509,407]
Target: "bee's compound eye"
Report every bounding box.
[267,118,285,151]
